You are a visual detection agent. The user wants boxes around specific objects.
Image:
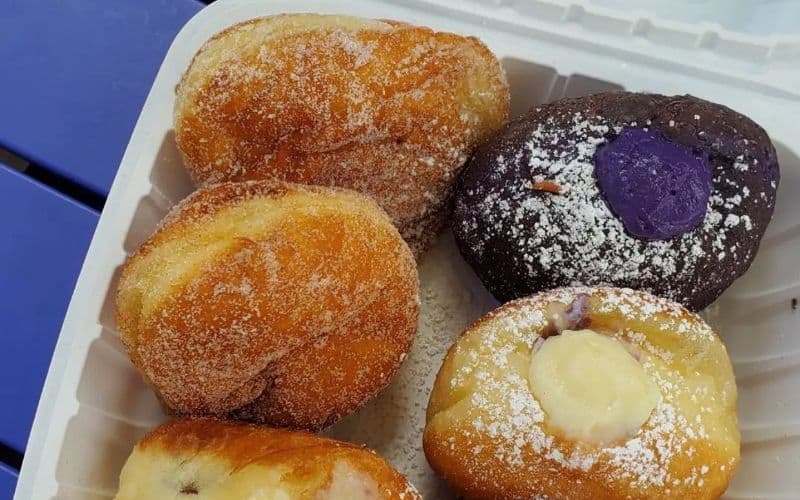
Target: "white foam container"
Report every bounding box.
[15,0,800,498]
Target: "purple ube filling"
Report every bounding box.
[594,127,711,240]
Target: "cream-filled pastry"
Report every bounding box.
[424,287,739,500]
[115,419,421,499]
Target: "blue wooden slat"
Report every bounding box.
[0,462,17,500]
[0,0,203,196]
[0,164,98,453]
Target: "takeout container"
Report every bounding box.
[16,1,800,498]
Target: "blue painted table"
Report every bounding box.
[0,463,17,500]
[0,165,98,453]
[0,0,204,487]
[0,0,203,198]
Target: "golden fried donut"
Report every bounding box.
[174,14,509,253]
[115,418,421,499]
[424,287,739,499]
[116,181,419,430]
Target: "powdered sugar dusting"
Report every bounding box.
[454,96,777,310]
[425,286,738,497]
[475,115,751,297]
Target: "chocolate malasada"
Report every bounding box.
[453,92,779,310]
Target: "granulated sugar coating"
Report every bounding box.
[453,92,779,310]
[116,180,419,431]
[423,286,740,499]
[174,14,509,254]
